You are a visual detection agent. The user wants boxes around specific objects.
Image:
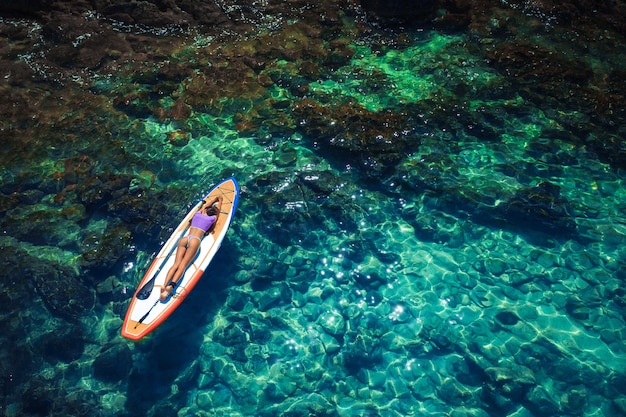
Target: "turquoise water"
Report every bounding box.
[1,2,626,417]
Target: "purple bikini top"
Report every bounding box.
[190,212,217,232]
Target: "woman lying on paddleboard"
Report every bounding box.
[160,195,223,300]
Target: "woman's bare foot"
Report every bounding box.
[160,283,174,301]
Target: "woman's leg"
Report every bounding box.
[166,238,189,282]
[161,238,189,300]
[169,238,201,284]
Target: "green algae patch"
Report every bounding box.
[309,32,499,112]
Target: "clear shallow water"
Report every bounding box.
[1,2,626,417]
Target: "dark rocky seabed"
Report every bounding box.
[1,0,626,416]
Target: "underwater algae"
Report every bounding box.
[1,0,626,416]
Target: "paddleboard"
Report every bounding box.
[121,177,240,340]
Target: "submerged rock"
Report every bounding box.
[318,309,346,337]
[438,378,476,406]
[487,181,577,237]
[495,311,520,326]
[362,0,436,19]
[35,324,85,363]
[30,262,95,323]
[292,98,417,175]
[485,41,592,85]
[342,331,383,374]
[93,343,133,383]
[525,385,559,416]
[483,365,536,411]
[560,388,588,414]
[21,383,57,416]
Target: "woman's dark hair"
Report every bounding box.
[207,206,219,216]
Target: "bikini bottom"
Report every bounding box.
[182,235,202,248]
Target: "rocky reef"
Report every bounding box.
[1,0,625,416]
